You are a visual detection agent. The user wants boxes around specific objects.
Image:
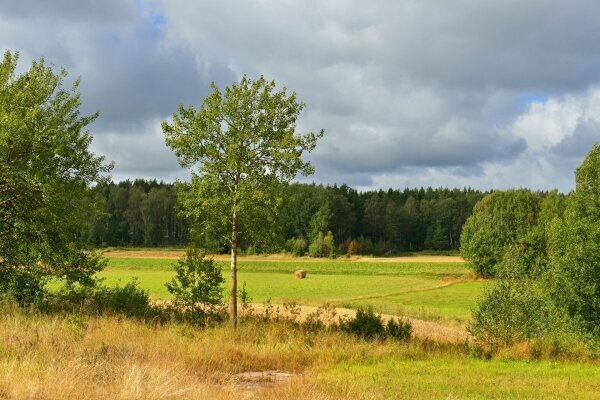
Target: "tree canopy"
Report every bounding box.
[0,51,111,304]
[460,189,540,277]
[547,143,600,336]
[163,76,323,326]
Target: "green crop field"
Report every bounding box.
[100,255,487,325]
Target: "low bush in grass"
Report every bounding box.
[164,247,227,325]
[341,306,412,341]
[42,279,154,318]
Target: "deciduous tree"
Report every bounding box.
[163,76,323,327]
[0,51,111,304]
[460,190,540,277]
[547,144,600,336]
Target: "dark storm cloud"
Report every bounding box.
[377,0,600,91]
[0,0,135,21]
[1,0,599,190]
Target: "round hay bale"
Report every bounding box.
[294,269,306,279]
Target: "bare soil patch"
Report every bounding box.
[234,371,296,390]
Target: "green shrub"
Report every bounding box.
[469,279,556,349]
[165,247,225,323]
[0,268,46,307]
[342,307,385,340]
[308,231,335,258]
[43,279,152,318]
[386,317,412,341]
[91,279,152,318]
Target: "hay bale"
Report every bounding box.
[294,270,306,279]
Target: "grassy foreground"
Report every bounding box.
[101,254,486,325]
[0,310,598,400]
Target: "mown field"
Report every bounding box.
[101,251,485,325]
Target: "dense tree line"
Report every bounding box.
[88,180,189,247]
[87,180,487,254]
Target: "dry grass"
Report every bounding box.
[0,308,598,400]
[102,250,464,263]
[0,308,391,400]
[246,303,468,344]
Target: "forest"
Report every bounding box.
[88,180,490,254]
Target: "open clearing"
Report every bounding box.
[101,252,483,325]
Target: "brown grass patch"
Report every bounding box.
[103,250,464,263]
[247,304,468,344]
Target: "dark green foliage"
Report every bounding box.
[385,317,413,341]
[547,144,600,336]
[0,269,46,307]
[88,179,486,254]
[89,180,188,247]
[165,248,224,321]
[0,51,111,305]
[342,307,385,340]
[341,307,412,341]
[89,280,152,318]
[42,280,152,318]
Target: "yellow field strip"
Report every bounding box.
[103,250,464,263]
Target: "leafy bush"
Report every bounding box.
[469,279,555,349]
[308,231,336,258]
[165,248,225,323]
[90,279,152,318]
[0,268,46,307]
[42,279,152,318]
[341,307,412,341]
[386,317,413,341]
[342,307,382,340]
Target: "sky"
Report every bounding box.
[1,0,599,192]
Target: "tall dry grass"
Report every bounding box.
[0,304,455,400]
[1,305,597,400]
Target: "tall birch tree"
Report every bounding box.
[163,76,323,327]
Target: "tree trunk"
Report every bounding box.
[230,209,238,329]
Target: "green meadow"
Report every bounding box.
[101,256,486,324]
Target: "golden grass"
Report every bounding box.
[1,308,599,400]
[0,311,332,399]
[103,250,464,263]
[246,303,469,344]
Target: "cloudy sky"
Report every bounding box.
[2,0,599,192]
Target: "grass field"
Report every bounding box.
[101,252,486,325]
[7,252,599,399]
[1,311,598,400]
